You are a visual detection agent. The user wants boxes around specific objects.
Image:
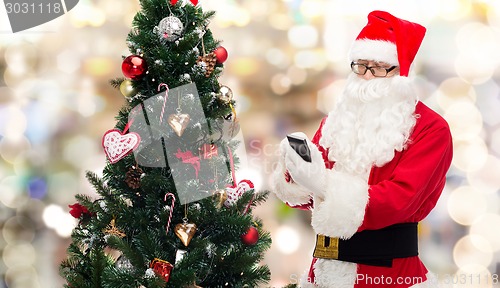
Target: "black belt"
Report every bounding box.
[313,222,418,267]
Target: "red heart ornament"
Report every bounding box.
[224,180,254,207]
[102,129,141,164]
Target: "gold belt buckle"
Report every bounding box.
[313,234,339,259]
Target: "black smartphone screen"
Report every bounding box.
[287,134,312,162]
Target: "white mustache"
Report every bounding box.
[343,74,403,103]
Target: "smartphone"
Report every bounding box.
[287,134,312,162]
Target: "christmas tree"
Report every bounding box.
[60,0,271,287]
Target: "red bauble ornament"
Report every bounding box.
[241,226,259,245]
[122,55,147,79]
[214,46,228,64]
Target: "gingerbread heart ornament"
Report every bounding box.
[224,180,254,207]
[102,129,141,164]
[168,113,191,137]
[174,222,197,246]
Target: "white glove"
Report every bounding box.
[282,132,327,199]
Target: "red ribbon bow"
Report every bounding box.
[68,203,92,219]
[171,0,198,6]
[175,148,201,178]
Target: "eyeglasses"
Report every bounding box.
[350,61,397,77]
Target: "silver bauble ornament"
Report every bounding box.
[222,117,240,140]
[206,116,240,142]
[116,255,134,271]
[145,268,155,278]
[154,16,184,42]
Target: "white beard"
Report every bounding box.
[319,73,418,176]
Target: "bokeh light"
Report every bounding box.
[455,22,500,85]
[42,204,76,238]
[450,138,488,172]
[444,101,483,141]
[447,186,487,226]
[470,214,500,252]
[435,77,476,111]
[3,242,36,268]
[0,105,28,140]
[467,155,500,194]
[288,25,318,49]
[286,65,308,85]
[453,235,492,270]
[439,0,472,21]
[69,2,107,28]
[4,266,41,288]
[454,264,492,288]
[275,226,301,255]
[265,48,289,68]
[316,78,346,114]
[2,216,36,244]
[0,176,29,209]
[270,73,292,95]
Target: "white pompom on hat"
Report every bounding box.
[349,10,426,77]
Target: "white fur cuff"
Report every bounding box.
[271,160,312,207]
[313,259,357,288]
[311,170,369,238]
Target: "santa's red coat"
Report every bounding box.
[282,102,453,287]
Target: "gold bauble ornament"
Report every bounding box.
[120,79,137,98]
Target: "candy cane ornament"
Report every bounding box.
[164,193,175,234]
[158,83,169,125]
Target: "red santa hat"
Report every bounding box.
[349,10,426,77]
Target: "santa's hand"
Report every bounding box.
[283,133,326,198]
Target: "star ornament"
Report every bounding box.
[103,218,126,238]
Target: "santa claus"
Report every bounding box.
[272,10,453,288]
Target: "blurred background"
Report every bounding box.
[1,0,500,287]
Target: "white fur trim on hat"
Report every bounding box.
[311,170,369,239]
[349,39,398,66]
[271,159,312,207]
